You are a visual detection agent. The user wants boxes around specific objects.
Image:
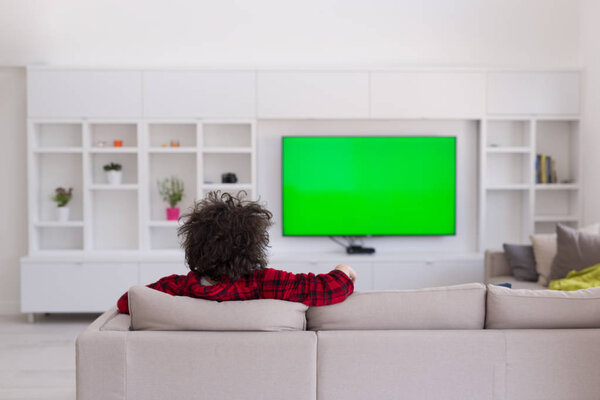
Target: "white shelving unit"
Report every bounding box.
[480,117,581,249]
[27,120,257,254]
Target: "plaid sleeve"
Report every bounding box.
[260,268,354,306]
[116,274,188,314]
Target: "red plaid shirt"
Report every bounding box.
[117,268,354,314]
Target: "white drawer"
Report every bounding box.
[21,262,138,313]
[139,262,189,286]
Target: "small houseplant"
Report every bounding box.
[158,177,184,220]
[51,187,73,222]
[103,162,122,185]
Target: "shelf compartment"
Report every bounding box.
[149,226,181,250]
[487,120,531,148]
[34,221,84,227]
[90,153,138,185]
[534,220,578,234]
[92,191,138,250]
[149,153,197,221]
[203,123,252,148]
[148,123,197,148]
[486,184,529,190]
[535,120,579,184]
[534,215,579,222]
[148,220,182,227]
[202,147,252,154]
[486,153,531,186]
[89,184,138,190]
[36,153,84,223]
[37,226,84,250]
[535,183,579,190]
[89,148,138,154]
[89,123,138,148]
[203,153,252,185]
[33,148,83,154]
[486,147,530,154]
[148,147,197,154]
[33,123,83,149]
[483,190,531,249]
[534,190,579,220]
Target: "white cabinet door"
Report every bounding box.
[370,71,485,118]
[139,262,189,285]
[487,72,580,115]
[257,71,370,118]
[27,70,143,118]
[143,71,256,118]
[20,262,138,312]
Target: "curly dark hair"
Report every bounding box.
[177,191,273,281]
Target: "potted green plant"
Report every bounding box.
[158,177,184,220]
[103,162,122,185]
[51,187,73,222]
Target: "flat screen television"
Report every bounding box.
[282,136,456,236]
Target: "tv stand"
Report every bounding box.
[346,245,376,255]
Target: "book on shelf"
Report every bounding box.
[535,154,558,184]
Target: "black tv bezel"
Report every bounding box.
[281,135,457,237]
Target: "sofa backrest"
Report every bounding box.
[486,284,600,329]
[128,285,308,331]
[307,283,487,330]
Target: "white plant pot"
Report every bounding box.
[106,170,123,185]
[56,206,70,222]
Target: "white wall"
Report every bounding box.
[258,120,478,255]
[0,68,27,314]
[0,0,581,68]
[0,0,588,313]
[581,0,600,225]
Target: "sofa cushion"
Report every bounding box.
[502,244,539,281]
[530,223,599,286]
[307,283,486,330]
[128,286,308,331]
[485,284,600,329]
[548,224,600,282]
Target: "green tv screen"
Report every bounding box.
[282,136,456,236]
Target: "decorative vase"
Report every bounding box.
[106,170,122,185]
[56,206,70,222]
[166,208,180,221]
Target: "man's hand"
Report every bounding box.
[335,264,357,282]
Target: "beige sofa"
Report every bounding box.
[77,283,600,400]
[485,250,546,289]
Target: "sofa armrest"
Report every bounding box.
[484,250,511,282]
[76,307,128,400]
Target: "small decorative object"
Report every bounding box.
[103,162,123,185]
[221,172,238,184]
[161,143,167,148]
[51,187,73,222]
[158,177,184,221]
[113,140,123,147]
[170,140,180,147]
[96,140,107,148]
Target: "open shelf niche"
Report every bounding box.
[27,119,256,254]
[480,118,581,250]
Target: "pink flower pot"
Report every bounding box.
[166,208,180,221]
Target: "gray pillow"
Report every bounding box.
[502,244,539,281]
[548,224,600,282]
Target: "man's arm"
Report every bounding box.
[116,273,188,314]
[260,265,355,306]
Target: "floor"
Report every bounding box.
[0,313,98,400]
